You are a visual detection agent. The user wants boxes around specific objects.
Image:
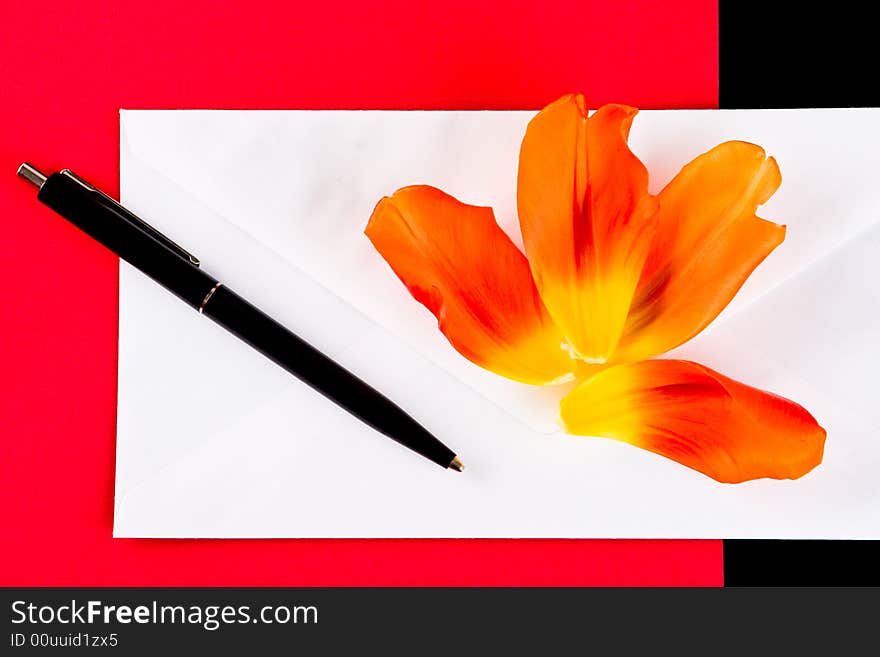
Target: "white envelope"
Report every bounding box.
[115,108,880,538]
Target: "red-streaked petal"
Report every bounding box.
[517,94,658,363]
[560,359,826,483]
[366,185,575,385]
[616,141,785,362]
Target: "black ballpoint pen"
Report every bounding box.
[17,162,463,472]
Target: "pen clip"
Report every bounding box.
[60,169,201,267]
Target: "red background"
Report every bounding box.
[1,0,721,585]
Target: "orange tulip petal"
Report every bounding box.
[517,94,658,364]
[617,141,785,361]
[560,359,826,483]
[366,185,575,385]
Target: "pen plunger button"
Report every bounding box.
[17,163,48,189]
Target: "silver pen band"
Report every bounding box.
[198,282,223,314]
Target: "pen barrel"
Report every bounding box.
[38,173,218,309]
[202,285,457,468]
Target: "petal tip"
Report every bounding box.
[775,222,787,243]
[530,93,589,124]
[565,93,588,115]
[758,155,783,204]
[365,195,396,237]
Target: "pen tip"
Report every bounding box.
[449,456,464,472]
